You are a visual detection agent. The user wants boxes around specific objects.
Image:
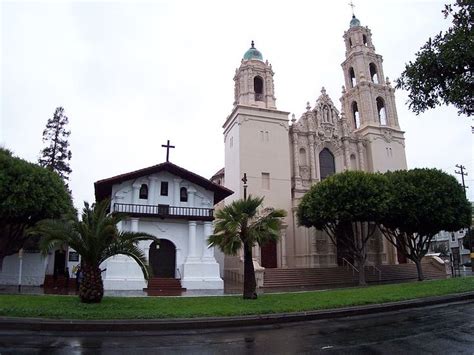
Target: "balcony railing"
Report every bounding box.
[255,93,264,101]
[113,203,214,221]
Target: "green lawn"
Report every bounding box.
[0,277,473,320]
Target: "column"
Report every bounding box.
[130,218,139,232]
[202,221,215,262]
[187,221,198,261]
[281,224,287,268]
[308,134,317,181]
[357,141,366,171]
[292,132,301,184]
[343,140,350,170]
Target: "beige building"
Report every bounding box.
[212,15,407,278]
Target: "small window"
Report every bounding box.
[262,173,270,190]
[363,34,367,46]
[369,63,379,84]
[376,97,387,125]
[254,76,264,101]
[352,101,360,129]
[180,187,188,202]
[349,67,356,88]
[451,233,455,242]
[160,181,168,196]
[139,184,148,199]
[349,38,352,47]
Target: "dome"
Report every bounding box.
[350,15,361,28]
[243,41,263,61]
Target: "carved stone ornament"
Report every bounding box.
[382,129,393,143]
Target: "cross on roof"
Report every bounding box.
[161,140,175,162]
[349,1,355,15]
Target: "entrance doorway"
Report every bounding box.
[53,249,66,276]
[396,241,407,264]
[336,242,353,266]
[261,240,277,268]
[149,240,176,278]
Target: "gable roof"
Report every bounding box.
[94,161,233,205]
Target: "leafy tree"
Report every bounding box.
[297,171,389,286]
[396,2,473,116]
[38,107,72,184]
[32,199,157,303]
[380,169,471,281]
[208,196,286,299]
[0,148,74,271]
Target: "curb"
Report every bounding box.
[0,292,473,332]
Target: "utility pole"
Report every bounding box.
[455,164,473,272]
[455,164,468,194]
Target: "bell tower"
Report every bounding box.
[340,15,407,172]
[223,41,294,267]
[233,41,277,109]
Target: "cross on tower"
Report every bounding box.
[161,140,175,162]
[349,1,355,15]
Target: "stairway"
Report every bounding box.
[145,277,186,291]
[263,263,447,288]
[42,275,76,289]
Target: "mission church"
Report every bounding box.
[211,13,407,283]
[0,13,410,290]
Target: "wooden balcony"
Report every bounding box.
[113,203,214,221]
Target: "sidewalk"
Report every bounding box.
[0,292,473,332]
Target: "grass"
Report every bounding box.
[0,277,473,320]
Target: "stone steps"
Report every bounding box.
[145,277,186,291]
[263,263,447,288]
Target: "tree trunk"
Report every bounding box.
[414,259,424,281]
[79,264,104,303]
[356,257,367,286]
[243,241,257,299]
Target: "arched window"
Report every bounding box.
[319,148,335,180]
[299,148,307,165]
[139,184,148,199]
[349,38,353,47]
[376,97,387,125]
[254,76,264,101]
[369,63,379,84]
[363,34,367,46]
[352,101,360,129]
[180,187,188,202]
[349,67,356,88]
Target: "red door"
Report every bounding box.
[261,240,277,268]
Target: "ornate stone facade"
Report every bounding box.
[213,15,407,272]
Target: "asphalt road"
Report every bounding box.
[0,300,473,354]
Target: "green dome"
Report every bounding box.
[350,15,361,28]
[243,41,263,61]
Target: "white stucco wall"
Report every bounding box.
[0,252,48,286]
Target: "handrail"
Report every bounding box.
[368,263,382,281]
[342,257,359,275]
[113,203,214,219]
[176,268,182,280]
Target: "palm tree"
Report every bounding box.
[33,199,157,303]
[208,196,286,299]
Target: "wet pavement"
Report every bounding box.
[0,300,472,354]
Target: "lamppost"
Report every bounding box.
[242,173,248,200]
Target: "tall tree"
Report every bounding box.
[208,196,286,299]
[38,107,72,184]
[32,199,158,303]
[396,2,473,116]
[0,148,74,271]
[380,169,471,281]
[297,171,389,286]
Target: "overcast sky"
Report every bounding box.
[1,0,473,209]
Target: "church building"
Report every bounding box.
[212,14,408,280]
[94,159,233,290]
